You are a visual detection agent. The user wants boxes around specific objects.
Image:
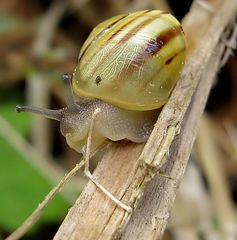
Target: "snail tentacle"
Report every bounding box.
[62,73,80,112]
[15,105,62,122]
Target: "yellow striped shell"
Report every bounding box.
[73,10,186,111]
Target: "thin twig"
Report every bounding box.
[5,160,85,240]
[0,114,80,203]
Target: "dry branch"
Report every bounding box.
[54,0,237,239]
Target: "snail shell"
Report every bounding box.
[73,10,186,110]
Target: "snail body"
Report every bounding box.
[17,10,186,154]
[60,99,157,154]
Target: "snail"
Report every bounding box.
[16,10,186,212]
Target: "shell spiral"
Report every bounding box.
[73,10,186,111]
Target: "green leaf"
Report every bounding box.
[0,102,70,232]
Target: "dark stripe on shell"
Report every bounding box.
[165,51,181,65]
[125,25,182,75]
[119,11,167,44]
[79,11,150,70]
[108,9,153,41]
[145,25,182,56]
[140,47,186,91]
[79,14,128,61]
[90,11,167,77]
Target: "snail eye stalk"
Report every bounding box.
[15,73,78,121]
[62,73,79,112]
[15,105,63,122]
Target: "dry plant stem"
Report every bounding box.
[127,0,171,13]
[172,229,199,240]
[197,116,237,239]
[224,120,237,163]
[170,163,217,240]
[54,142,142,240]
[151,0,171,13]
[211,121,237,162]
[126,0,154,12]
[27,76,50,156]
[54,1,237,239]
[5,160,85,240]
[120,37,226,240]
[0,115,79,203]
[220,24,237,67]
[28,0,68,155]
[32,0,69,55]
